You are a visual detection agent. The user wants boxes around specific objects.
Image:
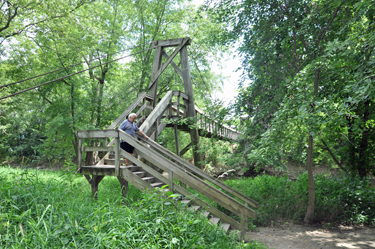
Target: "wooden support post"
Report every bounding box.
[117,176,129,199]
[240,212,248,240]
[174,124,180,156]
[169,169,174,192]
[103,138,107,147]
[149,46,163,108]
[115,136,120,176]
[91,175,105,200]
[77,138,83,168]
[180,45,203,168]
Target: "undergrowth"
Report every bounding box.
[225,173,375,226]
[0,166,266,248]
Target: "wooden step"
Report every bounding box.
[189,205,200,212]
[180,199,191,205]
[133,171,146,177]
[151,182,165,188]
[142,176,155,183]
[125,166,141,172]
[220,223,231,232]
[104,159,126,165]
[209,217,220,225]
[201,211,210,217]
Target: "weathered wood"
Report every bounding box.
[240,212,248,240]
[180,45,203,168]
[135,102,147,117]
[120,131,256,218]
[148,38,190,90]
[149,46,163,106]
[91,175,105,200]
[139,91,172,135]
[152,37,191,48]
[82,146,114,152]
[180,142,192,157]
[119,149,241,229]
[107,92,148,129]
[117,176,129,198]
[78,138,83,168]
[162,50,183,77]
[120,166,151,193]
[115,137,120,176]
[174,125,180,156]
[81,165,126,176]
[77,130,118,139]
[169,170,174,192]
[138,136,259,209]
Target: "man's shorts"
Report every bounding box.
[120,142,135,153]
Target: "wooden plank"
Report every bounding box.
[180,142,192,157]
[149,46,163,106]
[120,131,256,218]
[152,37,191,48]
[77,130,118,139]
[139,91,172,135]
[119,149,240,229]
[115,137,120,176]
[135,102,147,117]
[162,50,183,77]
[180,45,203,168]
[120,167,152,193]
[137,136,259,209]
[82,146,114,152]
[78,138,83,168]
[107,92,147,129]
[174,125,180,156]
[148,38,190,90]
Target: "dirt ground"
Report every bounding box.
[245,224,375,249]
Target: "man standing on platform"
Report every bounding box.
[119,113,149,165]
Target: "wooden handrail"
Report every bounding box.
[118,130,256,218]
[136,135,259,209]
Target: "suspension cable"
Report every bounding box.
[0,43,151,89]
[0,45,158,101]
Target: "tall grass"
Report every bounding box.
[225,173,375,226]
[0,166,266,248]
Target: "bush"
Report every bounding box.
[225,173,375,226]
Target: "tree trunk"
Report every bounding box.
[304,134,315,224]
[358,99,370,178]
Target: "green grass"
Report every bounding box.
[225,173,375,226]
[0,166,267,248]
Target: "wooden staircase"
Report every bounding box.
[77,38,255,239]
[78,95,258,236]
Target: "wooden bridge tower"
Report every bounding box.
[147,38,203,168]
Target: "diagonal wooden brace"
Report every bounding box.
[148,38,190,90]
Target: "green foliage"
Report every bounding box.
[0,166,266,248]
[207,0,375,177]
[225,174,375,226]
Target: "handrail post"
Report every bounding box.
[240,212,248,240]
[77,138,83,169]
[115,136,120,176]
[169,169,174,192]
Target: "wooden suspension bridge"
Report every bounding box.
[76,37,258,239]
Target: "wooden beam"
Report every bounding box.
[107,92,147,129]
[152,37,191,48]
[82,146,115,152]
[180,142,192,157]
[149,46,163,106]
[77,130,118,139]
[139,91,172,135]
[148,38,190,90]
[162,50,183,77]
